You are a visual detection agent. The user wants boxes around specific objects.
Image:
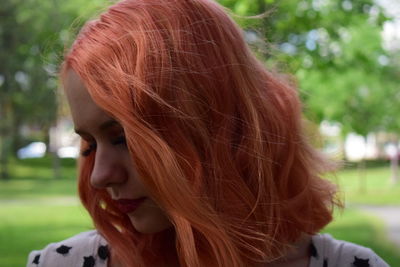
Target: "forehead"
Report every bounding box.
[63,69,111,131]
[63,69,91,106]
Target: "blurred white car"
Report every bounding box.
[17,142,46,159]
[57,146,79,158]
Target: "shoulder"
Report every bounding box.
[309,233,389,267]
[27,230,109,267]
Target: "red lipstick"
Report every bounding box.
[114,197,146,213]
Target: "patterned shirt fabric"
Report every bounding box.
[27,230,108,267]
[27,231,390,267]
[309,234,389,267]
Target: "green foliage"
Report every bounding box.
[0,0,110,179]
[218,0,400,136]
[2,0,399,176]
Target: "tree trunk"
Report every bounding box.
[357,135,368,194]
[51,151,61,179]
[49,124,61,179]
[0,94,11,180]
[0,124,11,180]
[0,142,10,180]
[358,158,366,194]
[391,137,399,185]
[11,113,22,155]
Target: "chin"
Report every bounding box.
[127,203,173,234]
[129,216,173,234]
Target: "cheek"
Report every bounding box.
[120,152,172,233]
[123,153,148,190]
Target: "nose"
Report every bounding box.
[90,145,127,189]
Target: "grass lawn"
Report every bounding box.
[0,157,77,200]
[0,157,399,266]
[0,204,92,267]
[332,165,400,205]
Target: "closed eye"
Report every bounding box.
[81,143,97,157]
[80,135,125,157]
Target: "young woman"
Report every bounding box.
[27,0,388,266]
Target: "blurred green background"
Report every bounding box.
[1,0,400,266]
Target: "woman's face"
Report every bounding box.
[63,69,172,234]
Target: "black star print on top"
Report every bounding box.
[83,255,96,267]
[353,256,370,267]
[97,245,109,260]
[32,254,40,264]
[56,245,72,255]
[310,242,318,259]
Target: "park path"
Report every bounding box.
[357,205,400,250]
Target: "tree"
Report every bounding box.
[219,0,391,124]
[0,0,109,179]
[218,0,400,184]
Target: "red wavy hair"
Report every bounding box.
[62,0,339,266]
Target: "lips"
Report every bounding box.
[114,197,147,213]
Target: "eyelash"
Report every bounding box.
[81,136,127,157]
[81,143,97,157]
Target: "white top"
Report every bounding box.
[27,230,389,267]
[309,233,389,267]
[27,230,108,267]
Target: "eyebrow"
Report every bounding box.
[74,119,120,135]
